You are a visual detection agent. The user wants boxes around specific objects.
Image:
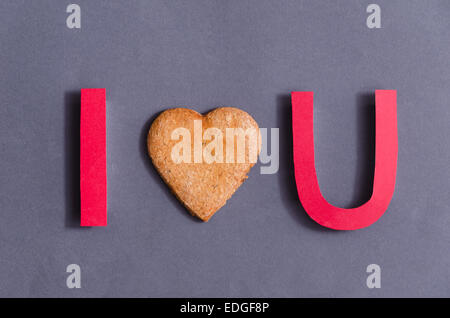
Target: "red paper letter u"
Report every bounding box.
[292,90,397,230]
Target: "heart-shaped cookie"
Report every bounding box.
[147,107,261,221]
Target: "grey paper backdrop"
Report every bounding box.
[0,0,449,297]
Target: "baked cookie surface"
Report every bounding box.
[147,107,261,221]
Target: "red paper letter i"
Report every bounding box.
[80,88,107,226]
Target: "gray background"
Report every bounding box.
[0,0,449,297]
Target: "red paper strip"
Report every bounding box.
[80,88,107,226]
[292,90,397,230]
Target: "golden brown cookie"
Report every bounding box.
[147,107,261,221]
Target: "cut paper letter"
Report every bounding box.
[292,90,397,230]
[80,88,107,226]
